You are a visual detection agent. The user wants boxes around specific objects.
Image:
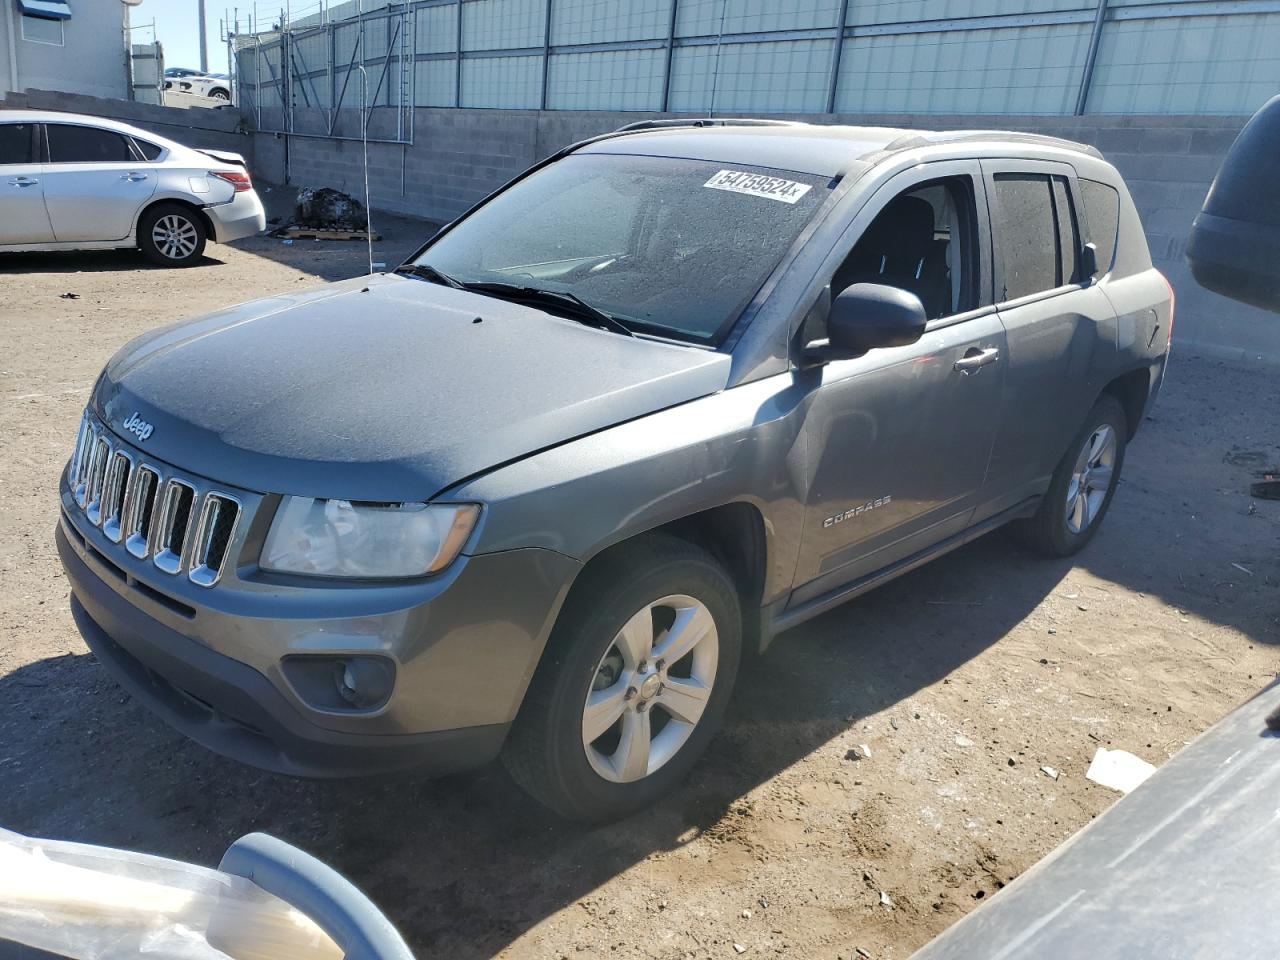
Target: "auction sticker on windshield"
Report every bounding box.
[703,169,813,204]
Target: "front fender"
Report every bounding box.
[449,372,815,606]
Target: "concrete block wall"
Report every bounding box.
[0,89,255,161]
[251,106,1274,365]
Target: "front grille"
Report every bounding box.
[67,415,242,588]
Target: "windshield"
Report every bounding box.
[414,153,830,343]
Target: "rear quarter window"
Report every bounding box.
[1080,179,1121,275]
[133,138,164,161]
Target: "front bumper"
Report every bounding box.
[58,484,580,776]
[207,189,266,243]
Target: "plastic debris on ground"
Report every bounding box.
[0,828,341,960]
[1085,748,1157,794]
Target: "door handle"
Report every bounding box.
[954,346,1000,373]
[121,173,149,182]
[7,177,39,187]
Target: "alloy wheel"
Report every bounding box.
[1065,423,1116,534]
[152,215,199,261]
[582,594,719,783]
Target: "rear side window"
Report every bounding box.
[1080,179,1120,275]
[992,172,1080,300]
[46,124,134,163]
[0,123,33,164]
[1051,177,1080,285]
[133,138,164,161]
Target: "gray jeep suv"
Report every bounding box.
[57,120,1172,821]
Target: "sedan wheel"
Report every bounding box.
[139,203,207,267]
[583,594,719,783]
[152,215,200,261]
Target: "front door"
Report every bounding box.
[791,162,1006,606]
[39,123,158,243]
[0,121,54,244]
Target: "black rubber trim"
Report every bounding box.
[58,523,508,778]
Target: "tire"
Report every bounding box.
[210,88,231,101]
[1013,393,1128,557]
[502,534,742,822]
[139,203,207,267]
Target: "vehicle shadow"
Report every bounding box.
[0,251,227,273]
[1,531,1071,959]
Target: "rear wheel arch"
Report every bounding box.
[1100,366,1153,439]
[136,197,216,247]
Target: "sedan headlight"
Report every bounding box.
[261,498,480,579]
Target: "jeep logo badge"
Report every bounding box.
[122,411,154,442]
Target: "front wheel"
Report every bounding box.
[1013,393,1128,557]
[502,535,742,822]
[139,203,207,267]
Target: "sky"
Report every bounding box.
[136,0,227,74]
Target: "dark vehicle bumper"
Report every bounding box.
[59,523,505,777]
[57,514,578,778]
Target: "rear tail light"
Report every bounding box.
[210,170,252,192]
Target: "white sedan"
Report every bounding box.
[174,74,234,102]
[0,110,265,266]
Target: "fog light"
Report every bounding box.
[333,657,395,710]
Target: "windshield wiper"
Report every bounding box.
[465,282,634,337]
[396,262,466,290]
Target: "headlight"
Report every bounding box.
[261,498,480,579]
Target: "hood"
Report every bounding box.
[93,275,731,502]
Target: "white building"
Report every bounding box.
[1,0,143,101]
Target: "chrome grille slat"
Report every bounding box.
[101,450,133,543]
[189,494,241,587]
[66,416,242,588]
[153,479,197,575]
[84,437,111,525]
[124,466,160,559]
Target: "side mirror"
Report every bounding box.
[805,283,928,363]
[1080,242,1100,283]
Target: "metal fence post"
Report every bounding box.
[1075,0,1109,116]
[660,0,678,112]
[540,0,553,109]
[455,0,463,107]
[826,0,849,114]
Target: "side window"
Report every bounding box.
[1080,179,1120,275]
[992,173,1060,300]
[1051,177,1080,284]
[993,172,1083,300]
[830,176,978,321]
[133,139,164,161]
[46,125,134,164]
[0,124,34,165]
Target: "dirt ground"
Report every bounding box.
[1,201,1277,960]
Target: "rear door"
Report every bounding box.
[39,123,158,243]
[0,121,54,244]
[977,160,1116,521]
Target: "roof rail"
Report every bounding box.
[613,118,807,133]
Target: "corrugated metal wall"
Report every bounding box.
[234,0,1280,124]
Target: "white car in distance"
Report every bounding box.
[177,74,234,102]
[0,111,265,266]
